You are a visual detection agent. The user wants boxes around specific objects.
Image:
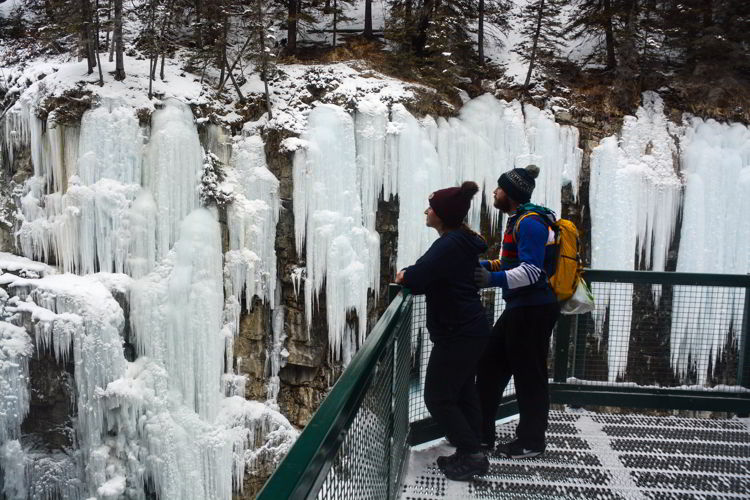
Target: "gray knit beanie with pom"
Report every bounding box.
[497,164,539,203]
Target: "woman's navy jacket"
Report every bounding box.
[402,228,491,341]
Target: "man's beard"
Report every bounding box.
[494,196,512,213]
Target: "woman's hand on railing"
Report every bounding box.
[395,269,406,284]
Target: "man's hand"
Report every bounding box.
[395,269,406,284]
[474,266,491,288]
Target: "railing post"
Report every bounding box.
[738,277,750,417]
[554,314,571,383]
[388,283,401,303]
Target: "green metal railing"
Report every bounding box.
[257,288,414,500]
[258,270,750,499]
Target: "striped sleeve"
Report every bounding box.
[504,262,545,289]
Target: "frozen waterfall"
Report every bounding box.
[671,117,750,384]
[1,89,295,499]
[292,94,582,360]
[589,92,682,381]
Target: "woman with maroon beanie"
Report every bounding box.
[395,181,491,481]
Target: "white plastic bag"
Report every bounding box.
[560,278,595,315]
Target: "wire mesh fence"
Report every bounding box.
[575,277,749,393]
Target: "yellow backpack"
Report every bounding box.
[514,212,583,302]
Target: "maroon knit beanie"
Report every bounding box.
[428,181,480,227]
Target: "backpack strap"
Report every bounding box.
[512,211,555,244]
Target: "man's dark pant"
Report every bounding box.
[424,335,489,454]
[476,302,559,449]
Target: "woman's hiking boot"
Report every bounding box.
[440,451,489,481]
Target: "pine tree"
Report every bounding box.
[565,0,618,70]
[245,0,284,118]
[514,0,565,89]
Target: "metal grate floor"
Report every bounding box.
[399,409,750,499]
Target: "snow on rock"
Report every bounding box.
[589,92,681,381]
[294,104,381,361]
[672,117,750,385]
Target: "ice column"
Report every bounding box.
[78,98,143,185]
[144,99,203,259]
[225,135,280,312]
[0,321,32,443]
[672,117,750,384]
[131,208,224,421]
[293,104,380,360]
[589,92,681,381]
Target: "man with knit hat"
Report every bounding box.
[396,181,492,481]
[474,164,560,459]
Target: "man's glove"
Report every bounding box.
[474,266,491,288]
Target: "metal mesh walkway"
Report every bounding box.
[399,410,750,499]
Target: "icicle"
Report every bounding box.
[354,99,388,232]
[385,104,440,273]
[671,116,750,384]
[293,104,380,360]
[224,134,279,311]
[0,440,27,500]
[266,285,287,407]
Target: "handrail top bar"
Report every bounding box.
[584,269,750,287]
[256,289,411,500]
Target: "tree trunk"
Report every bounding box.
[95,0,104,85]
[523,0,545,89]
[218,15,228,88]
[113,0,125,80]
[258,0,273,119]
[194,0,203,48]
[332,0,337,47]
[287,0,297,53]
[702,0,712,28]
[159,0,175,81]
[223,52,245,103]
[414,0,435,55]
[104,0,111,54]
[218,35,253,92]
[603,0,616,70]
[81,0,97,73]
[478,0,484,65]
[364,0,372,38]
